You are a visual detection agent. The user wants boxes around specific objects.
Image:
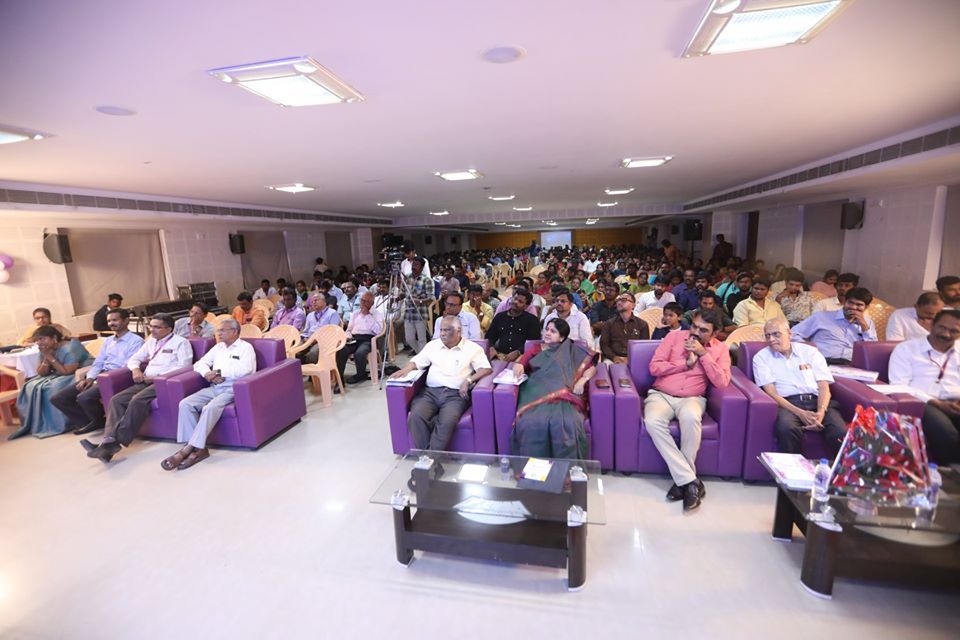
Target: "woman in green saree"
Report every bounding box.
[510,318,597,459]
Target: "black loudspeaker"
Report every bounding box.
[683,219,704,242]
[43,233,73,264]
[424,235,433,245]
[670,225,679,235]
[229,233,246,254]
[451,236,458,244]
[840,201,864,230]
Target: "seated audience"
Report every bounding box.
[82,313,193,462]
[389,317,492,450]
[400,246,432,279]
[482,282,501,309]
[10,326,90,439]
[162,319,256,471]
[298,294,342,364]
[589,283,620,336]
[541,290,593,345]
[338,281,362,324]
[92,293,123,332]
[50,308,143,435]
[485,290,542,362]
[174,302,215,338]
[937,275,960,308]
[775,269,815,326]
[599,292,650,364]
[886,292,945,341]
[810,269,839,299]
[645,310,731,512]
[753,318,846,458]
[813,272,859,313]
[432,292,481,340]
[463,284,494,335]
[791,287,877,364]
[339,292,384,384]
[635,277,676,312]
[732,279,785,327]
[439,268,461,296]
[232,291,268,331]
[683,292,734,341]
[17,307,72,345]
[723,272,753,317]
[511,318,598,458]
[404,258,434,354]
[651,302,688,340]
[271,289,307,331]
[670,269,700,312]
[495,281,539,317]
[252,279,277,301]
[294,280,310,307]
[888,309,960,464]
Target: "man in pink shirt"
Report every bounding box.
[644,309,731,512]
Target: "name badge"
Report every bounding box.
[231,355,240,360]
[162,349,173,354]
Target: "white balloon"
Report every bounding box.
[0,262,6,270]
[0,270,10,283]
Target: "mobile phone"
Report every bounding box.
[595,379,610,389]
[618,378,631,389]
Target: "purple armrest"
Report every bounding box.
[232,359,307,448]
[97,368,134,406]
[493,377,520,455]
[706,380,748,478]
[386,371,428,454]
[164,370,208,433]
[730,368,780,481]
[830,378,898,419]
[610,363,641,473]
[469,360,505,454]
[588,362,614,470]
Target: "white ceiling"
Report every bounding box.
[1,0,959,224]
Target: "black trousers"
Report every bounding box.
[103,382,158,445]
[50,381,104,430]
[774,394,846,458]
[922,403,960,464]
[336,335,374,379]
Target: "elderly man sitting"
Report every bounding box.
[388,316,492,450]
[161,319,256,471]
[753,317,846,458]
[174,302,215,338]
[886,292,944,341]
[339,291,384,384]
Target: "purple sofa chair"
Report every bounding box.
[386,339,504,455]
[610,340,748,478]
[161,338,307,449]
[491,340,615,469]
[851,340,925,416]
[97,337,215,440]
[735,341,898,481]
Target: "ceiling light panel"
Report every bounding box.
[513,206,533,211]
[621,156,673,168]
[267,182,315,193]
[0,124,52,145]
[377,201,404,208]
[428,210,450,216]
[597,201,618,207]
[488,194,515,201]
[684,0,851,57]
[435,169,482,181]
[605,188,634,195]
[208,56,364,107]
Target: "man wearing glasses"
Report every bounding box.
[752,317,846,458]
[599,292,650,365]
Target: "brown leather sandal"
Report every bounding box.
[177,448,210,470]
[161,448,191,471]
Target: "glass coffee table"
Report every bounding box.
[760,457,960,598]
[370,450,605,590]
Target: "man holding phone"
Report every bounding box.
[753,317,846,458]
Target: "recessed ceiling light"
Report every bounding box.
[377,201,404,208]
[208,56,364,107]
[507,224,522,228]
[621,156,673,168]
[434,169,482,181]
[605,187,634,195]
[481,46,527,64]
[597,201,618,207]
[267,183,315,194]
[494,222,507,226]
[684,0,850,57]
[428,210,450,216]
[513,206,533,212]
[95,105,137,116]
[585,219,599,225]
[488,194,515,201]
[0,124,52,145]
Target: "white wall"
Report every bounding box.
[801,201,845,278]
[284,229,327,282]
[756,205,802,269]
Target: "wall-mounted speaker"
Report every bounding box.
[424,235,433,245]
[229,233,246,254]
[451,236,458,244]
[43,233,73,264]
[683,219,703,242]
[670,225,679,235]
[840,201,864,230]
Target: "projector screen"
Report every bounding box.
[540,230,572,249]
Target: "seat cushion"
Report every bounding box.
[640,413,719,441]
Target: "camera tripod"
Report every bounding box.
[376,268,428,389]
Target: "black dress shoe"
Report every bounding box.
[80,439,98,455]
[683,481,704,512]
[75,421,104,435]
[666,483,684,501]
[92,442,122,463]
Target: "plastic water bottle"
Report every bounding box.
[927,463,942,511]
[812,459,831,504]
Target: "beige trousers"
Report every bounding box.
[643,389,707,486]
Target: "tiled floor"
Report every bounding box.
[0,379,957,639]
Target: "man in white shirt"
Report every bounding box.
[753,318,847,457]
[400,246,432,279]
[162,318,257,471]
[886,292,944,341]
[252,279,277,301]
[888,309,960,464]
[338,281,362,324]
[432,291,481,340]
[813,272,859,313]
[389,316,492,450]
[82,313,193,462]
[635,277,676,313]
[541,290,594,346]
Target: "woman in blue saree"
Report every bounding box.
[510,318,597,459]
[11,325,90,439]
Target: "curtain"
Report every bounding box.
[239,230,292,291]
[64,229,168,315]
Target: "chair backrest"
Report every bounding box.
[205,312,218,324]
[187,337,216,361]
[214,314,234,327]
[637,307,663,330]
[724,324,764,347]
[808,291,827,301]
[252,299,275,315]
[263,325,301,351]
[866,298,896,340]
[243,337,285,371]
[313,325,348,368]
[736,341,768,381]
[268,294,281,305]
[239,324,263,339]
[851,341,899,383]
[626,340,661,392]
[83,338,105,358]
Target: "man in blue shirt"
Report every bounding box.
[671,269,701,313]
[790,287,877,364]
[51,307,144,434]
